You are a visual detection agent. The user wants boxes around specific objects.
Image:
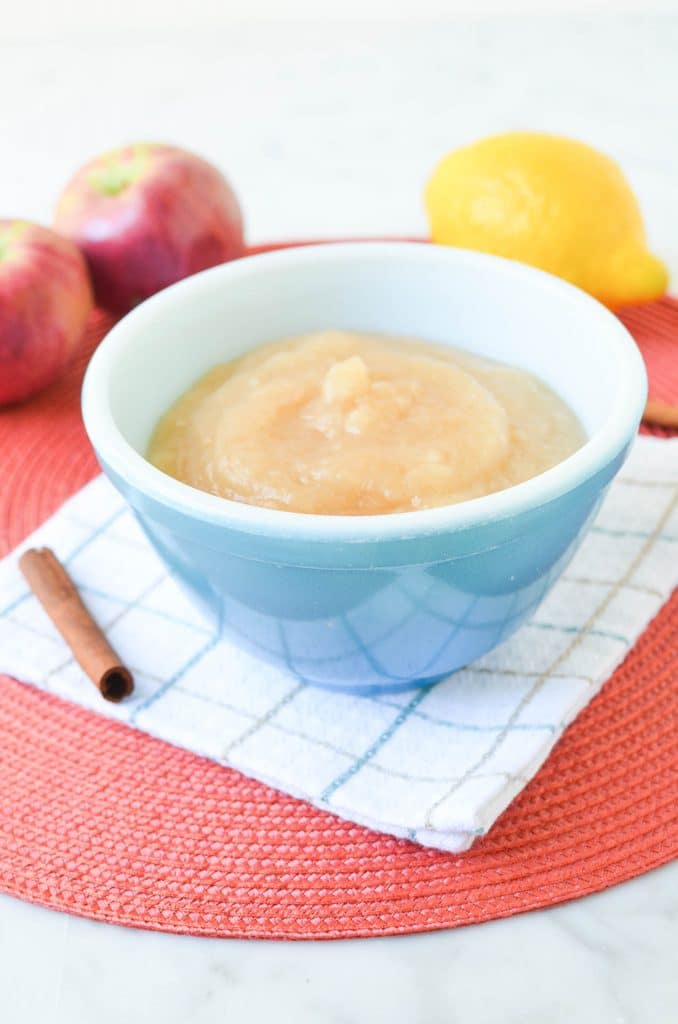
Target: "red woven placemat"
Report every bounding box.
[0,244,676,939]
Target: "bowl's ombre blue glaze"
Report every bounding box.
[83,244,646,693]
[102,451,624,692]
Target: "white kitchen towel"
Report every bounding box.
[0,435,676,852]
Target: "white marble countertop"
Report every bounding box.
[1,11,676,1022]
[2,861,678,1023]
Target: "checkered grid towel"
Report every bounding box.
[0,435,676,852]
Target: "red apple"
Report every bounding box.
[0,220,93,406]
[54,143,245,315]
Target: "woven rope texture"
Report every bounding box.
[0,245,675,939]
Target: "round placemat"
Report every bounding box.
[0,245,676,939]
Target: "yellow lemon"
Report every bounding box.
[425,132,668,308]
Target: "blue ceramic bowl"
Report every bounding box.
[82,243,646,693]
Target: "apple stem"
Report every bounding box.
[88,148,151,197]
[91,164,134,196]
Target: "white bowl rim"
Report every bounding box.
[81,241,647,542]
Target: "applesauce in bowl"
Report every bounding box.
[82,242,646,692]
[147,330,585,515]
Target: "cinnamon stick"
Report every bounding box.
[643,399,678,430]
[18,547,133,702]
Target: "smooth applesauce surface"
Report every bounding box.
[147,330,585,515]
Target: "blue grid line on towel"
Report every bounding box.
[592,525,678,542]
[372,695,558,734]
[318,591,492,802]
[529,622,630,644]
[169,683,549,789]
[75,582,214,637]
[130,634,221,723]
[320,686,433,802]
[0,507,127,618]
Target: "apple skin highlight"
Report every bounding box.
[54,143,245,315]
[0,220,93,405]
